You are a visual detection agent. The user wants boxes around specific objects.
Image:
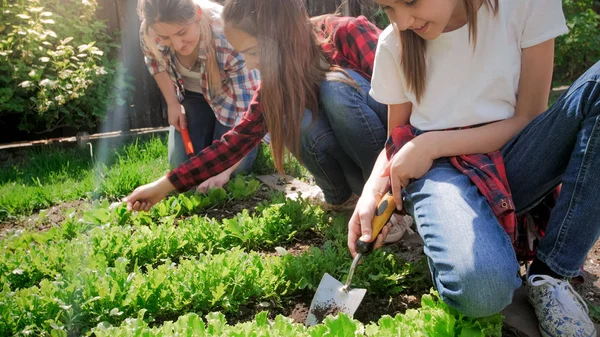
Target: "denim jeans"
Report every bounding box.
[299,69,387,204]
[401,61,600,317]
[168,91,257,174]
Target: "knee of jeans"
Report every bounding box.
[299,124,333,156]
[435,260,517,317]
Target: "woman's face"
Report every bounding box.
[223,23,259,71]
[151,20,201,56]
[375,0,463,40]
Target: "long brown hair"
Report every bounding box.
[400,0,498,102]
[223,0,328,173]
[138,0,223,96]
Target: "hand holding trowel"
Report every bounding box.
[305,191,397,326]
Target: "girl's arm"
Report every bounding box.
[140,31,188,131]
[125,94,267,211]
[154,72,180,107]
[348,102,411,257]
[364,103,412,195]
[416,40,556,158]
[154,72,187,131]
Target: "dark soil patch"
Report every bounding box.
[308,300,347,324]
[0,199,90,239]
[285,230,326,255]
[226,290,424,327]
[573,239,600,308]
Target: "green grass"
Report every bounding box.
[0,137,312,222]
[588,301,600,324]
[0,136,170,221]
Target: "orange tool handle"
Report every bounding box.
[355,191,396,255]
[180,128,194,158]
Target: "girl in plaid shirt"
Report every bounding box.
[126,0,392,213]
[138,0,259,192]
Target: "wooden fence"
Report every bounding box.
[95,0,378,131]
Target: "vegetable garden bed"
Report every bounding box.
[1,137,599,336]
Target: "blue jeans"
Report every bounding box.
[168,91,257,173]
[402,61,600,317]
[299,69,387,204]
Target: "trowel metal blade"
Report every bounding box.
[305,273,366,326]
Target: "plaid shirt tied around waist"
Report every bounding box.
[386,125,517,244]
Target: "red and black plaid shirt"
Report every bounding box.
[167,16,381,191]
[386,125,517,244]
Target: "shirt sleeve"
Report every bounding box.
[369,27,409,105]
[140,27,167,75]
[336,16,381,79]
[520,0,568,48]
[167,90,267,192]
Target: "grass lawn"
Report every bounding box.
[0,136,309,222]
[0,136,170,222]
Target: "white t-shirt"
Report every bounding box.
[175,57,204,94]
[370,0,568,131]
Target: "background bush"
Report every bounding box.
[555,0,600,82]
[0,0,132,133]
[371,0,600,83]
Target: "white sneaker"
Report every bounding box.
[383,214,414,244]
[298,187,359,212]
[527,271,596,337]
[321,193,359,212]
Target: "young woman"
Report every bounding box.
[349,0,599,335]
[138,0,259,192]
[126,0,415,235]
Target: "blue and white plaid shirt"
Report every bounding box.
[141,12,259,127]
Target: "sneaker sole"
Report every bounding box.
[539,324,597,337]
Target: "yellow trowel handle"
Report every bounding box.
[355,191,396,255]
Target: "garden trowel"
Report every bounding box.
[305,192,396,326]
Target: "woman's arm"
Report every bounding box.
[140,30,188,131]
[417,40,556,158]
[154,72,180,107]
[125,95,267,211]
[154,72,187,131]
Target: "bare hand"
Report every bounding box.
[168,103,187,131]
[347,187,391,258]
[197,169,232,194]
[124,177,175,212]
[382,137,435,210]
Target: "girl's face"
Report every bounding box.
[223,23,259,71]
[151,20,201,56]
[375,0,464,39]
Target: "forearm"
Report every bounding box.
[223,159,242,175]
[154,72,180,107]
[364,150,391,197]
[422,115,533,158]
[362,102,412,194]
[156,176,176,196]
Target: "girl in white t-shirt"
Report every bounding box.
[349,0,600,335]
